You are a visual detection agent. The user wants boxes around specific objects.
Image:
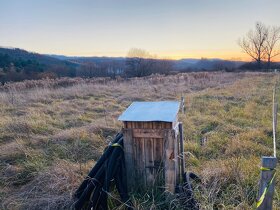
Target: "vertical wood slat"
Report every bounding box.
[140,138,146,187]
[174,130,179,184]
[152,122,159,186]
[153,138,164,186]
[126,122,132,129]
[133,137,139,186]
[257,156,277,210]
[179,123,185,181]
[176,130,180,182]
[145,138,154,186]
[142,122,150,187]
[273,99,278,157]
[134,137,146,189]
[123,128,134,192]
[164,129,177,193]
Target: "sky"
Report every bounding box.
[0,0,280,60]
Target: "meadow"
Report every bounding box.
[0,72,279,209]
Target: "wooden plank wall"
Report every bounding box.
[123,121,178,193]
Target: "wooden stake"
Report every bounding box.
[272,86,278,157]
[257,156,277,210]
[179,123,185,181]
[181,95,185,114]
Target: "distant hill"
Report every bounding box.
[49,54,244,71]
[174,58,244,71]
[0,47,77,69]
[0,47,247,83]
[0,47,78,82]
[48,54,125,64]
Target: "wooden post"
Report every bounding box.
[181,95,185,114]
[272,93,278,157]
[179,123,185,181]
[257,156,277,210]
[273,102,278,157]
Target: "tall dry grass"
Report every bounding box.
[0,72,279,209]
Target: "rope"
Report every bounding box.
[256,170,276,208]
[260,167,275,171]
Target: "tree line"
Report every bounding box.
[0,48,175,83]
[76,49,174,78]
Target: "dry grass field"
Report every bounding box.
[0,72,279,209]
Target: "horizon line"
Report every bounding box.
[1,45,280,62]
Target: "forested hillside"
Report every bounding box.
[0,48,77,83]
[1,47,279,84]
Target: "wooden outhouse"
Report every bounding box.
[118,101,180,193]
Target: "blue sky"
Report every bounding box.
[0,0,280,60]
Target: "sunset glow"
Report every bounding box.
[1,0,280,60]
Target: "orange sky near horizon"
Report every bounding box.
[56,49,278,62]
[1,0,280,62]
[46,50,248,60]
[151,50,251,61]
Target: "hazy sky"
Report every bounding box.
[1,0,280,60]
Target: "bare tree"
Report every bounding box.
[125,48,155,77]
[127,48,151,59]
[76,63,101,77]
[125,48,174,77]
[152,59,174,74]
[106,60,125,78]
[265,26,280,68]
[238,22,268,68]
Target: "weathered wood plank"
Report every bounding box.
[125,121,173,129]
[152,122,157,129]
[174,130,179,183]
[132,136,138,185]
[165,122,172,129]
[145,138,154,186]
[156,121,162,129]
[136,122,142,129]
[179,123,185,182]
[164,129,177,193]
[132,121,136,129]
[154,137,164,187]
[132,129,166,138]
[123,128,134,192]
[138,137,146,188]
[126,122,132,129]
[154,138,163,163]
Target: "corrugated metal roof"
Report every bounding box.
[118,101,180,122]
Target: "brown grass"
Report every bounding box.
[0,72,279,209]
